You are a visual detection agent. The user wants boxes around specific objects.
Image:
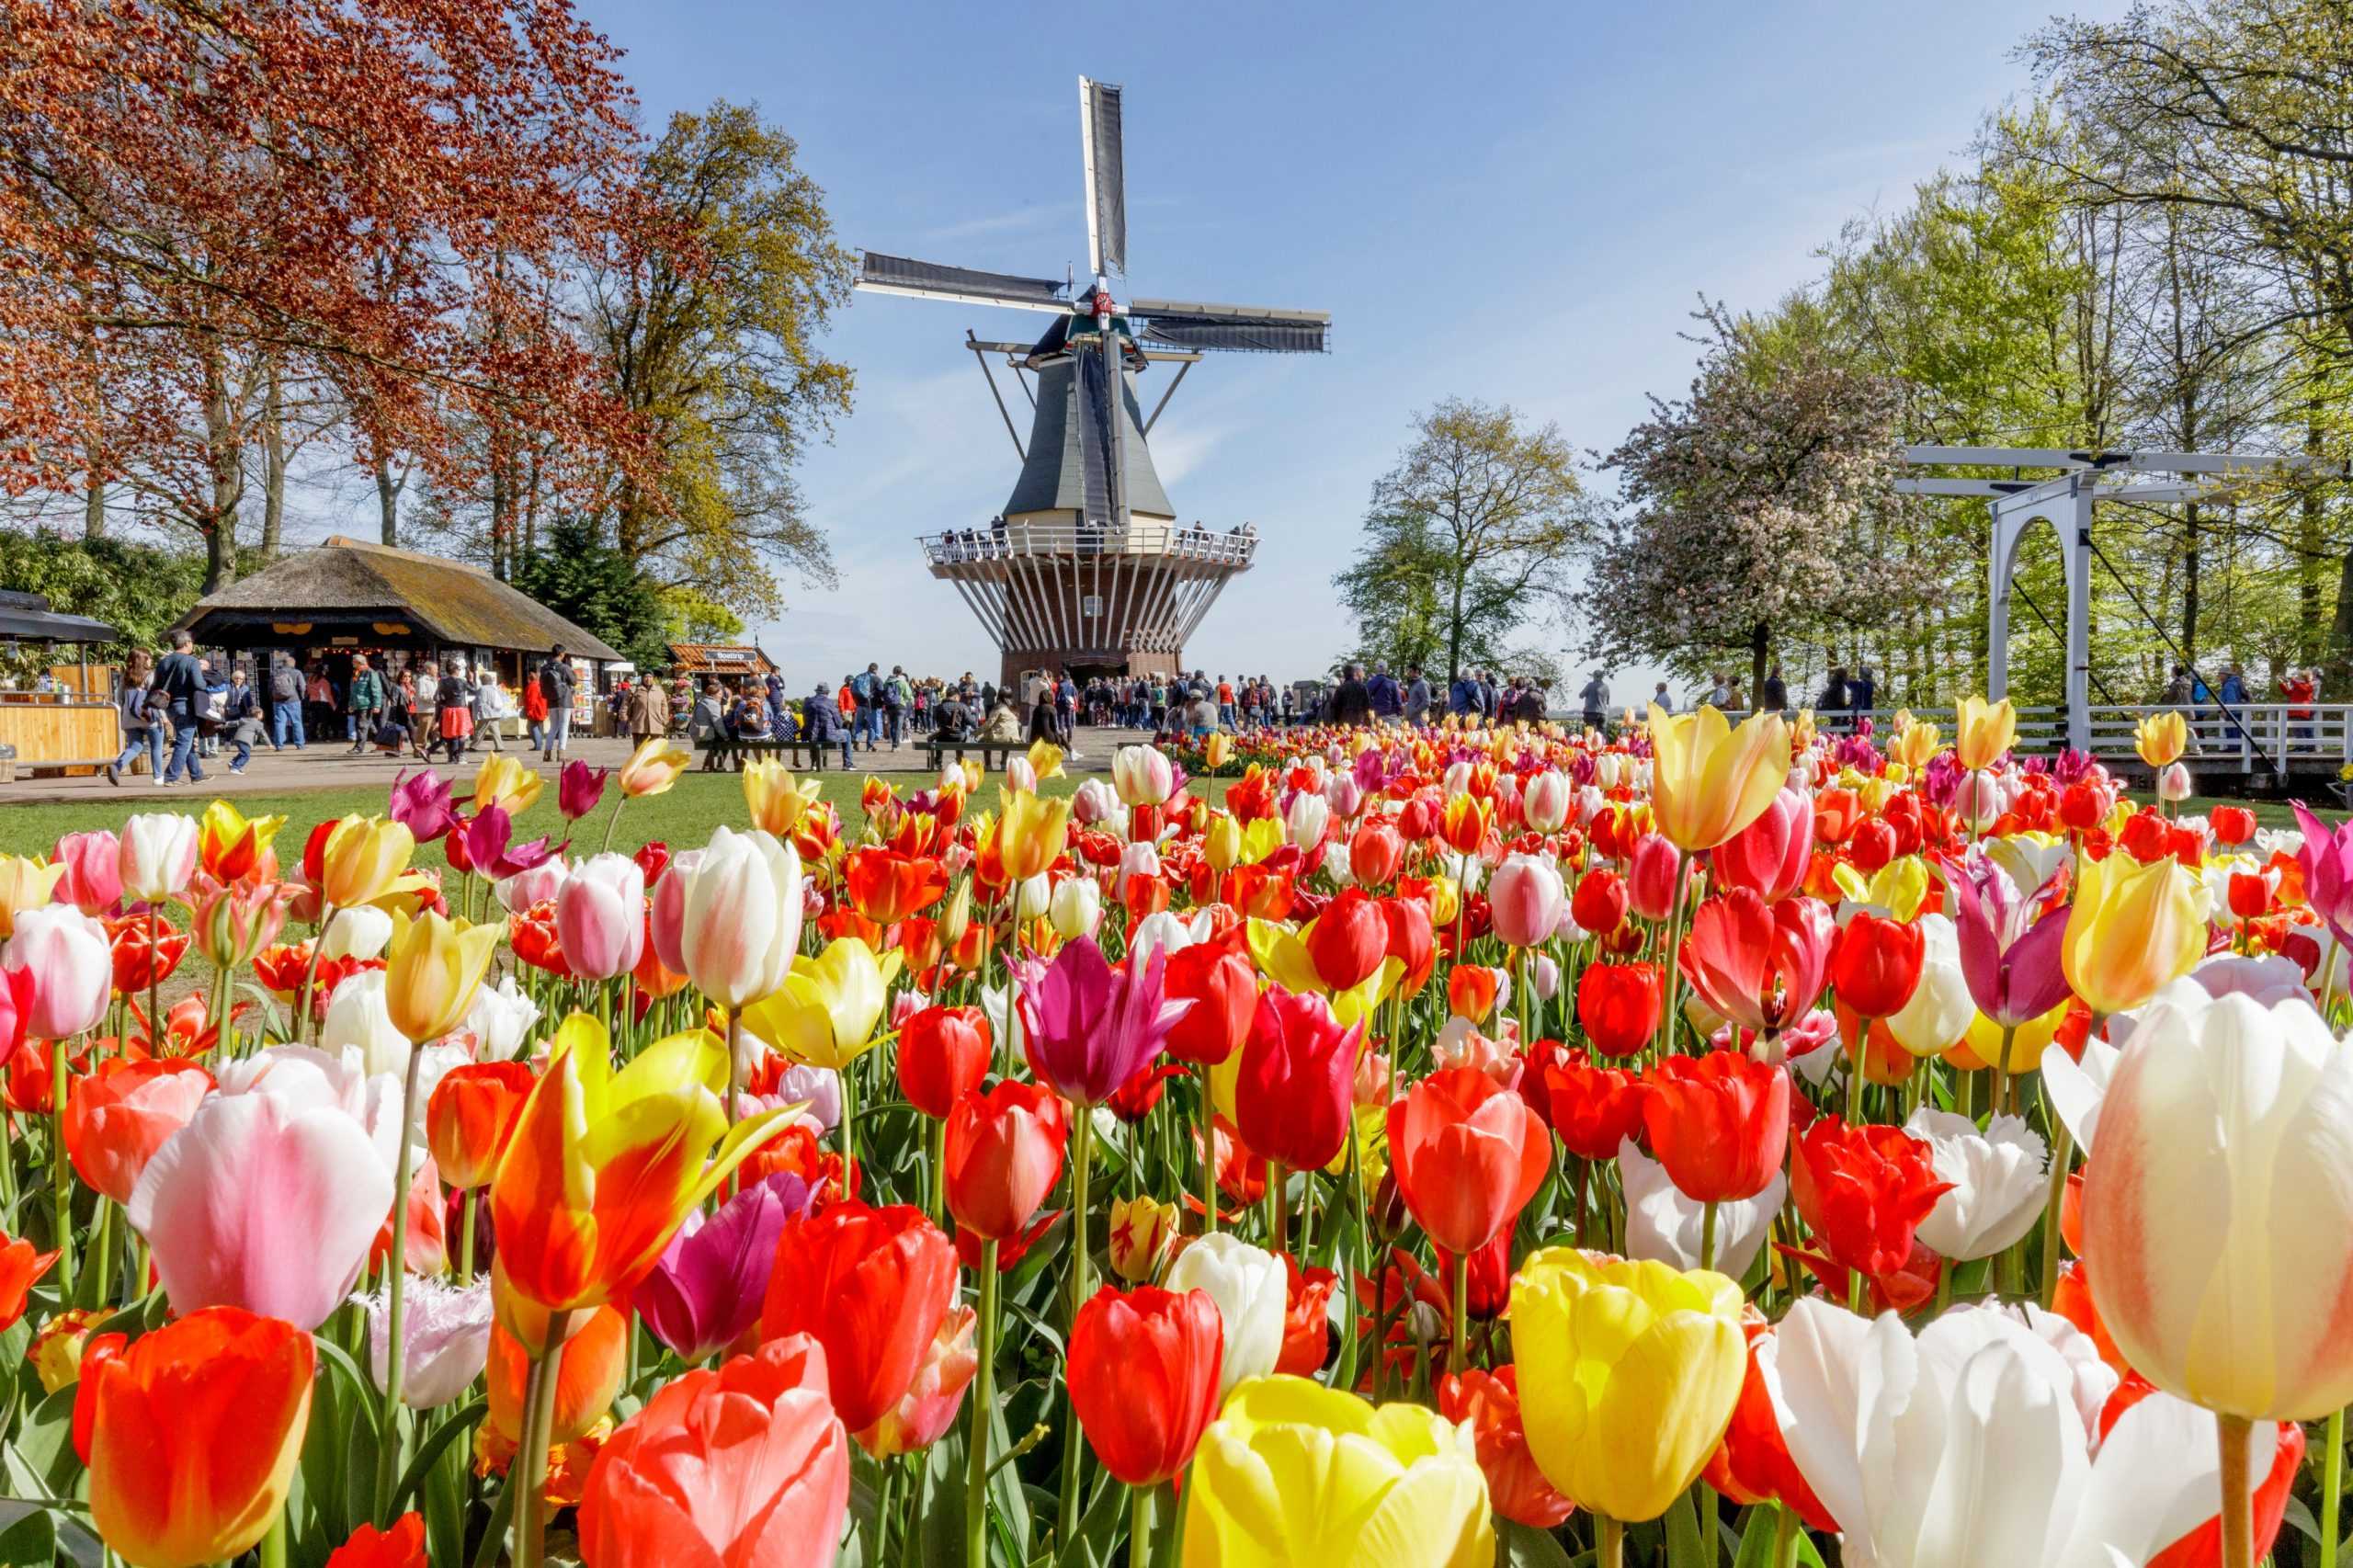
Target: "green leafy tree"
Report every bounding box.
[511,517,671,670]
[0,531,210,656]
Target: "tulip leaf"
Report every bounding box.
[1663,1492,1706,1568]
[1050,1464,1127,1568]
[1498,1519,1574,1566]
[0,1504,55,1568]
[6,1387,77,1501]
[391,1394,485,1515]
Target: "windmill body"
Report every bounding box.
[856,77,1329,690]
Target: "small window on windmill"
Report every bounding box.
[1083,595,1103,619]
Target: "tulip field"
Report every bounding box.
[0,702,2348,1566]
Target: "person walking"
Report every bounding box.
[539,646,574,761]
[267,655,305,751]
[849,662,881,751]
[153,631,207,786]
[521,665,549,753]
[433,663,473,764]
[883,665,911,750]
[221,664,263,774]
[305,665,335,743]
[347,654,384,752]
[105,650,163,786]
[1326,663,1375,726]
[1759,664,1788,713]
[471,670,508,753]
[1578,670,1609,732]
[628,672,667,746]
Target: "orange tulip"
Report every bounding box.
[427,1061,538,1192]
[63,1058,213,1205]
[197,801,286,883]
[842,846,949,925]
[325,1514,426,1568]
[83,1307,314,1568]
[488,1305,629,1445]
[0,1231,60,1333]
[1449,963,1504,1025]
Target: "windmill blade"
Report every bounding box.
[1130,297,1331,353]
[1079,76,1126,277]
[857,252,1070,313]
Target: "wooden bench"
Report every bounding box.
[696,733,831,771]
[923,735,1017,772]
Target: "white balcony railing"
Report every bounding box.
[921,521,1256,569]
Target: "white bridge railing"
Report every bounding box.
[921,521,1256,569]
[1705,702,2353,771]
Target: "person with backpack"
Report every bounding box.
[539,646,574,761]
[106,649,164,786]
[883,665,912,750]
[434,663,474,764]
[346,655,385,754]
[153,631,208,786]
[267,655,305,751]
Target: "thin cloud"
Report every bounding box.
[922,202,1068,244]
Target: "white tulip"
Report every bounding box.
[319,970,412,1078]
[1904,1108,2047,1260]
[362,1274,493,1408]
[1048,876,1102,941]
[1619,1136,1782,1278]
[1886,914,1975,1056]
[1163,1233,1285,1400]
[321,904,393,961]
[463,976,541,1061]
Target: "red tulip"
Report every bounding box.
[760,1203,957,1434]
[1067,1284,1222,1486]
[1570,867,1629,937]
[1303,887,1386,991]
[1626,832,1682,921]
[1540,1049,1650,1161]
[1700,1311,1837,1530]
[1711,788,1813,903]
[1828,913,1924,1019]
[1382,895,1437,998]
[1678,889,1835,1035]
[576,1334,850,1568]
[1162,937,1256,1067]
[898,1006,991,1119]
[0,1230,60,1332]
[2209,804,2257,847]
[1790,1119,1950,1280]
[1448,964,1504,1025]
[1438,1369,1574,1528]
[1277,1255,1337,1375]
[1576,960,1662,1058]
[425,1061,536,1192]
[1349,821,1404,888]
[944,1082,1069,1242]
[1641,1050,1790,1203]
[63,1057,213,1205]
[1387,1067,1549,1255]
[326,1515,426,1568]
[107,914,190,996]
[1233,988,1359,1172]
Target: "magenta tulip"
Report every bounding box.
[633,1173,813,1363]
[49,831,122,917]
[5,903,110,1040]
[390,768,460,844]
[560,759,611,822]
[2294,801,2353,949]
[1018,937,1189,1107]
[1943,853,2073,1027]
[450,805,560,882]
[554,853,645,983]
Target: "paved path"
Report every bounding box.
[6,725,1145,804]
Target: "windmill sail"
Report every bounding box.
[1130,298,1330,353]
[1079,77,1126,277]
[858,252,1069,312]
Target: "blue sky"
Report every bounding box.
[588,0,2126,696]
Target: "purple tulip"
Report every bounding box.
[1017,937,1190,1107]
[559,759,611,822]
[2293,801,2353,948]
[631,1172,813,1362]
[453,805,561,881]
[390,768,459,844]
[1944,852,2073,1026]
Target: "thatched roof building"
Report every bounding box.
[177,537,624,669]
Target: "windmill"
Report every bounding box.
[856,75,1331,690]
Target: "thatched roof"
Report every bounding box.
[177,537,625,662]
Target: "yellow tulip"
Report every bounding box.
[1108,1194,1180,1283]
[740,937,903,1070]
[1203,732,1233,770]
[0,857,67,938]
[472,754,544,819]
[1237,817,1285,868]
[1181,1376,1494,1568]
[1857,774,1901,813]
[489,1013,788,1328]
[1889,717,1940,772]
[197,799,287,878]
[1949,999,2072,1074]
[741,758,821,835]
[1510,1249,1745,1524]
[1646,704,1790,852]
[618,736,691,799]
[383,909,503,1043]
[1026,737,1066,779]
[319,815,415,910]
[1831,855,1933,922]
[1423,874,1462,927]
[1954,695,2018,771]
[997,788,1071,883]
[1204,812,1243,875]
[2135,710,2188,768]
[2061,848,2207,1015]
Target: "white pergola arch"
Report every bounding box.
[1896,447,2342,752]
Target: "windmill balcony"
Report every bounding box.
[920,521,1256,570]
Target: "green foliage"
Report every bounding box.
[0,530,215,681]
[658,586,745,645]
[511,517,672,669]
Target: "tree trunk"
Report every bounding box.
[260,360,286,561]
[2302,407,2329,672]
[82,471,104,540]
[2180,503,2200,667]
[2330,543,2353,700]
[1749,619,1769,702]
[199,338,242,592]
[1445,566,1466,682]
[374,455,400,547]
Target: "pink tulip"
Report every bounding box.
[1523,771,1573,835]
[555,853,645,983]
[118,812,198,904]
[858,1304,978,1457]
[5,903,111,1039]
[1711,788,1813,903]
[648,847,698,973]
[126,1065,393,1331]
[49,831,122,917]
[1487,854,1566,949]
[1626,832,1683,922]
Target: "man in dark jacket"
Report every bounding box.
[1760,665,1788,712]
[1366,665,1401,721]
[804,682,852,768]
[154,631,207,785]
[539,646,574,761]
[1327,663,1375,726]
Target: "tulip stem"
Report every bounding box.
[1128,1483,1151,1568]
[2218,1412,2256,1568]
[1844,1017,1872,1124]
[458,1190,476,1282]
[600,792,627,855]
[2325,1406,2346,1568]
[511,1308,573,1568]
[1656,859,1690,1054]
[2036,1122,2074,1310]
[50,1034,72,1294]
[1268,1163,1287,1256]
[295,905,338,1044]
[1700,1199,1719,1274]
[374,1037,429,1523]
[1771,1502,1800,1568]
[259,1506,287,1568]
[145,906,159,1059]
[1597,1514,1624,1568]
[1199,1076,1219,1235]
[839,1051,859,1174]
[1058,1113,1095,1545]
[1449,1251,1468,1373]
[965,1240,999,1567]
